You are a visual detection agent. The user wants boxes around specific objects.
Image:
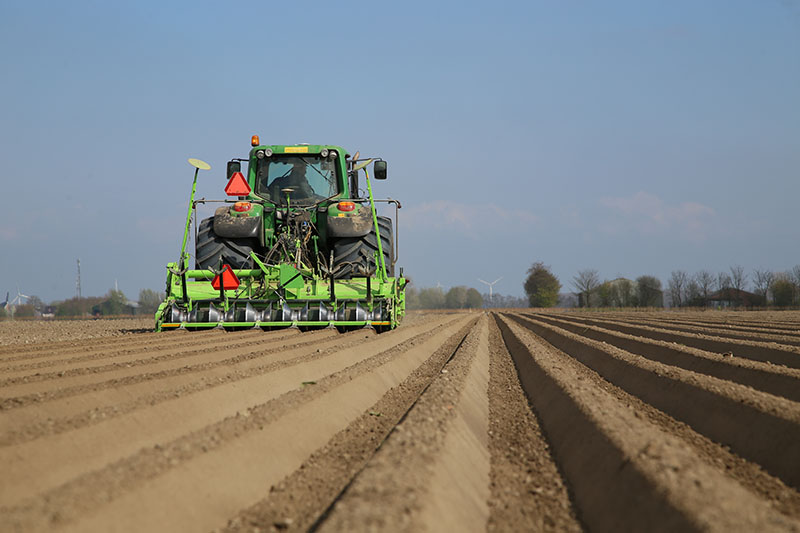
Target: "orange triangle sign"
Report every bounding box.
[211,265,240,290]
[225,171,251,196]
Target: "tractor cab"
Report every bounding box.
[255,153,341,206]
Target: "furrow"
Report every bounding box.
[507,313,800,492]
[8,315,477,533]
[220,316,481,533]
[573,311,800,326]
[0,317,462,445]
[545,313,800,368]
[0,329,363,445]
[416,316,491,532]
[496,315,800,532]
[0,329,292,374]
[0,329,339,401]
[0,318,153,351]
[625,314,800,333]
[0,329,298,379]
[518,316,800,522]
[626,317,800,339]
[0,315,467,514]
[316,315,490,532]
[528,313,800,402]
[485,315,581,532]
[0,327,238,360]
[562,314,800,347]
[554,312,800,332]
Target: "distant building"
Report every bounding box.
[707,288,765,308]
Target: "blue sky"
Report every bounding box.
[1,0,798,301]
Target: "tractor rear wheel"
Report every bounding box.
[333,216,393,278]
[195,217,255,270]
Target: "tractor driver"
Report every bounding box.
[268,160,316,203]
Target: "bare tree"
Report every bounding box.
[668,270,688,308]
[752,269,774,305]
[695,270,715,306]
[730,265,747,292]
[793,265,800,305]
[685,279,701,305]
[717,272,732,291]
[617,278,635,307]
[596,281,613,307]
[572,269,600,307]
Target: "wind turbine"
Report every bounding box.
[10,289,29,306]
[478,277,502,303]
[6,289,30,318]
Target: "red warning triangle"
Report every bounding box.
[211,265,240,290]
[225,171,251,196]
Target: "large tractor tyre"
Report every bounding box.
[195,217,255,270]
[333,216,394,279]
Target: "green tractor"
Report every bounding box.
[155,136,406,332]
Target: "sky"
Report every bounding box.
[0,0,798,302]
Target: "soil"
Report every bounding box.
[0,317,152,347]
[1,309,799,531]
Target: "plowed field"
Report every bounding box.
[2,310,800,532]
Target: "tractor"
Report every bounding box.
[155,136,406,331]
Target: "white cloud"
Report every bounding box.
[599,191,715,242]
[402,201,538,237]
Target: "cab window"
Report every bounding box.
[255,155,339,205]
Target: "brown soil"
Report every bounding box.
[1,310,799,532]
[0,317,152,347]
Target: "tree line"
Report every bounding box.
[524,263,800,309]
[404,280,529,309]
[570,270,664,308]
[405,286,484,310]
[663,265,800,308]
[8,263,798,317]
[0,289,165,319]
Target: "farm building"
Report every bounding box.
[706,288,766,308]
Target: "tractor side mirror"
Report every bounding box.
[374,160,387,180]
[226,161,241,180]
[349,170,359,198]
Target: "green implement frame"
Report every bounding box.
[156,257,405,331]
[154,145,406,332]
